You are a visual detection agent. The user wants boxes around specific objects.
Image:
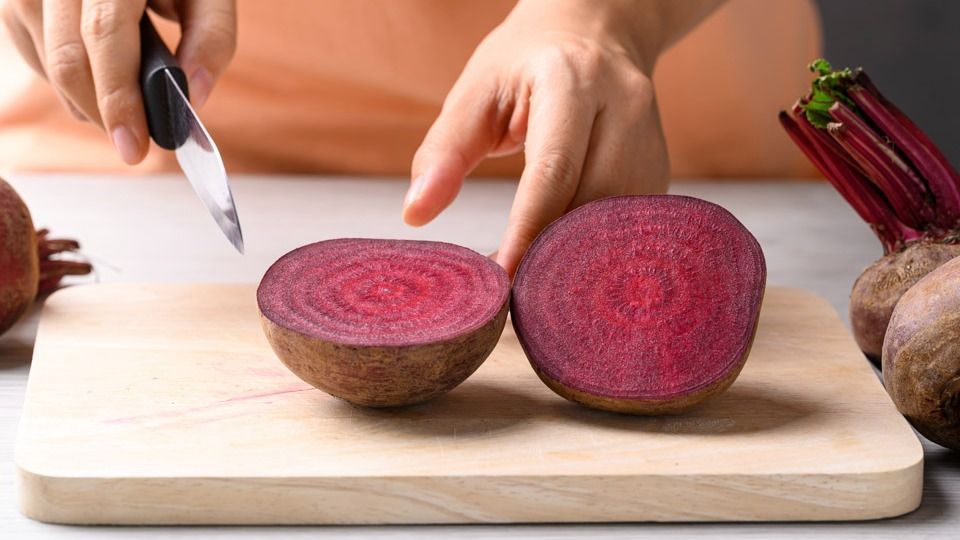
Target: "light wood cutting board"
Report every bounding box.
[15,283,922,524]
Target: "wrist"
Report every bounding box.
[508,0,723,73]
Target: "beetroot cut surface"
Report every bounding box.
[511,195,767,414]
[257,239,510,407]
[258,239,508,347]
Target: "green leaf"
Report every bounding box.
[801,58,858,129]
[809,58,832,75]
[805,108,833,129]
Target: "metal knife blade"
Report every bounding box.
[162,70,244,254]
[139,13,243,254]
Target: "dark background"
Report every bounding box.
[816,0,959,167]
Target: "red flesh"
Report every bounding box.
[257,239,509,347]
[511,195,766,407]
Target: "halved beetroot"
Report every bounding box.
[511,195,766,414]
[258,239,510,407]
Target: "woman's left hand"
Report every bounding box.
[403,0,688,276]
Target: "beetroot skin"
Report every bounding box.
[511,195,767,415]
[850,241,960,361]
[257,238,510,407]
[0,177,90,334]
[883,256,960,450]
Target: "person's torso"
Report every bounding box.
[0,0,820,178]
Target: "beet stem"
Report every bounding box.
[827,102,935,230]
[38,238,82,258]
[39,260,94,276]
[849,74,960,228]
[781,107,917,252]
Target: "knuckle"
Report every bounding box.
[80,1,124,41]
[202,18,238,61]
[530,149,580,189]
[537,39,609,85]
[570,44,607,77]
[45,42,88,87]
[623,73,656,115]
[96,84,136,121]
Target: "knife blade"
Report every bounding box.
[139,14,244,254]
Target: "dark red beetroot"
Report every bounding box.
[257,239,510,407]
[883,256,960,450]
[511,195,766,415]
[0,177,91,334]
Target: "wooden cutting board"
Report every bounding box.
[15,283,922,524]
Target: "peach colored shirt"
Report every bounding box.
[0,0,820,178]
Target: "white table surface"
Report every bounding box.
[1,174,958,538]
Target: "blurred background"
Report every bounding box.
[0,0,956,174]
[817,0,960,167]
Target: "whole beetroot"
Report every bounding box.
[0,180,38,333]
[850,242,960,360]
[883,255,960,450]
[780,59,960,363]
[0,177,91,334]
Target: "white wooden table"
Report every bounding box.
[1,175,957,538]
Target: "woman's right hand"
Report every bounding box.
[2,0,236,164]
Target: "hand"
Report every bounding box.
[404,0,691,277]
[2,0,237,164]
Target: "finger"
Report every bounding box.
[404,81,525,227]
[80,0,148,164]
[496,91,597,277]
[175,0,237,108]
[44,0,98,122]
[3,0,44,74]
[145,0,179,21]
[569,104,669,210]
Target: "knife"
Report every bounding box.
[139,14,244,254]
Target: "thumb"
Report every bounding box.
[175,0,237,108]
[404,82,523,227]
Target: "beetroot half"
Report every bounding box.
[511,195,766,415]
[257,238,510,407]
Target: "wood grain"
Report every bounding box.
[14,283,922,524]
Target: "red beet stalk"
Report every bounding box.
[850,72,960,228]
[779,107,920,252]
[781,59,960,253]
[781,59,960,365]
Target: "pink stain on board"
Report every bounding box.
[105,383,315,425]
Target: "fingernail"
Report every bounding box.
[111,126,140,165]
[188,67,213,109]
[404,174,426,208]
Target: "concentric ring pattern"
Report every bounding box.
[258,239,509,347]
[511,195,766,400]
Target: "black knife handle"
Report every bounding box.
[140,14,189,150]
